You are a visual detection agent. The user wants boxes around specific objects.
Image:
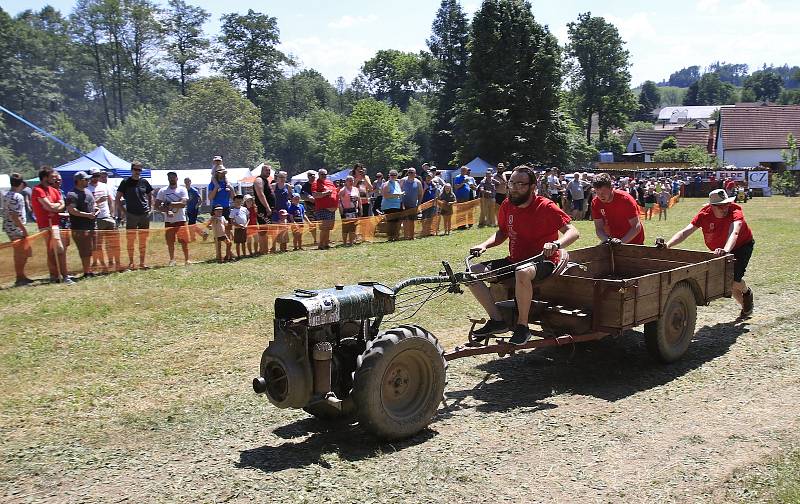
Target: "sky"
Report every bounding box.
[5,0,799,87]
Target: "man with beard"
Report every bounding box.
[467,165,580,345]
[591,172,645,245]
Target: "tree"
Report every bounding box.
[327,98,411,171]
[163,0,210,96]
[653,145,711,165]
[683,73,736,105]
[217,9,289,102]
[426,0,469,166]
[566,12,637,142]
[457,0,562,165]
[165,78,264,168]
[777,88,800,105]
[659,136,678,150]
[667,66,701,87]
[283,69,337,117]
[707,62,749,86]
[272,117,314,172]
[636,81,660,121]
[104,106,169,167]
[361,49,427,111]
[400,98,433,166]
[743,71,784,102]
[781,133,799,170]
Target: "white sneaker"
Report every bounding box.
[168,259,176,267]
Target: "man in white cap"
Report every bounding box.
[658,189,755,318]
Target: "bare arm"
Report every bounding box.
[620,216,643,244]
[36,196,61,213]
[253,179,272,214]
[720,220,743,255]
[593,218,609,242]
[665,223,698,248]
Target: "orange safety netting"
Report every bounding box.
[0,199,480,286]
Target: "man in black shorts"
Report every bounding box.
[658,189,755,318]
[468,165,580,344]
[66,171,98,278]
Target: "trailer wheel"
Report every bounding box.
[352,325,446,440]
[645,282,697,363]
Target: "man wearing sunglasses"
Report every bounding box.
[468,165,580,345]
[658,189,755,318]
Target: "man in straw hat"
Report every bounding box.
[658,189,755,318]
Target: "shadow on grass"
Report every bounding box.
[442,321,750,412]
[237,418,436,473]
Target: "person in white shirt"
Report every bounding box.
[230,194,250,258]
[87,167,121,273]
[156,171,189,266]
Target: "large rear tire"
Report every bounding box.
[645,282,697,363]
[352,325,447,440]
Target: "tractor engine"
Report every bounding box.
[253,282,395,416]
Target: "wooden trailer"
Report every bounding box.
[447,243,735,363]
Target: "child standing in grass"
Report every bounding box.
[288,193,312,250]
[273,209,290,253]
[244,194,258,256]
[658,186,671,221]
[438,183,455,235]
[231,194,248,259]
[207,205,231,263]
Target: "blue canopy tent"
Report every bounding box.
[328,169,351,182]
[55,146,150,193]
[464,157,496,177]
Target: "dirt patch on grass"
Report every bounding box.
[4,288,799,503]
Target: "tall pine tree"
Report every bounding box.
[456,0,562,166]
[566,12,636,143]
[426,0,469,167]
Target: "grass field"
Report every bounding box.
[1,196,799,502]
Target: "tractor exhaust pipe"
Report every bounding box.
[312,342,333,395]
[252,376,268,394]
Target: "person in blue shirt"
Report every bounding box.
[400,168,423,240]
[208,168,234,219]
[381,170,404,241]
[453,165,475,203]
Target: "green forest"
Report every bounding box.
[2,0,799,178]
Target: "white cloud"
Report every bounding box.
[603,12,657,44]
[280,37,376,83]
[696,0,720,13]
[328,14,378,29]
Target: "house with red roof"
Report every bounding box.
[716,104,800,169]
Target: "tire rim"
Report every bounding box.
[380,349,433,421]
[665,297,689,346]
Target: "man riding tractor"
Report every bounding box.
[467,165,580,345]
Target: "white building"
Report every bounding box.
[716,104,800,170]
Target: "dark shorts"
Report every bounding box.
[495,193,506,206]
[571,199,584,211]
[187,211,198,225]
[732,240,754,282]
[72,230,96,258]
[165,221,188,243]
[316,208,336,230]
[481,257,555,283]
[126,212,150,230]
[216,236,229,243]
[234,227,247,244]
[96,217,116,231]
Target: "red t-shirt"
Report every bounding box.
[724,180,736,192]
[313,179,338,210]
[498,196,571,264]
[591,189,645,244]
[31,184,62,229]
[248,206,258,225]
[690,203,753,251]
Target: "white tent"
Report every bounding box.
[290,170,317,184]
[0,174,9,191]
[148,168,253,188]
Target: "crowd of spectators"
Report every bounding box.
[3,156,719,287]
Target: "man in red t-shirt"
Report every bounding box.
[468,165,580,345]
[660,189,755,318]
[591,173,645,245]
[311,168,339,250]
[30,166,72,283]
